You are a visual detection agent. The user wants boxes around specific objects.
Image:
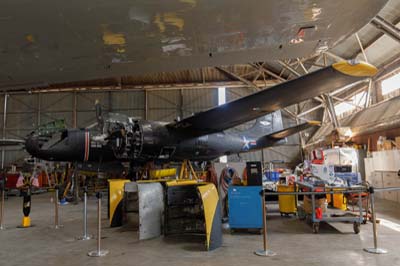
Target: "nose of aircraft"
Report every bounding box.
[25,134,42,158]
[25,129,87,161]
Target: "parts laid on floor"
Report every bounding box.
[108,179,222,251]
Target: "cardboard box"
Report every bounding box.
[377,136,386,151]
[310,163,335,183]
[303,196,326,214]
[395,137,400,149]
[383,140,393,150]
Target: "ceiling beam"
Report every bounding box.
[324,51,346,62]
[323,94,340,129]
[349,15,400,59]
[214,66,259,90]
[355,33,368,62]
[277,60,302,77]
[2,80,280,95]
[297,58,309,74]
[249,63,286,82]
[370,15,400,44]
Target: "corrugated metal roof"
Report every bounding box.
[310,95,400,143]
[331,0,400,66]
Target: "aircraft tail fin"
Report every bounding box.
[242,110,284,139]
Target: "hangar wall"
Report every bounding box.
[0,87,303,167]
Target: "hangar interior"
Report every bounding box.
[1,1,400,266]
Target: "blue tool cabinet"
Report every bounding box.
[228,186,263,229]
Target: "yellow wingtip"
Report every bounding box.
[308,120,321,126]
[332,60,378,77]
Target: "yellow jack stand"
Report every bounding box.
[179,160,198,180]
[21,216,31,228]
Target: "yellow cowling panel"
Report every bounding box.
[149,168,177,179]
[197,184,219,250]
[108,179,130,224]
[332,61,378,77]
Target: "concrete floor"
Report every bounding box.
[0,193,399,266]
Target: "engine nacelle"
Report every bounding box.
[106,117,142,160]
[107,117,173,161]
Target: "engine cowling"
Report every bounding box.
[108,118,143,160]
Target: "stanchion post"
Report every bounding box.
[363,187,387,254]
[54,186,62,229]
[88,192,108,257]
[254,188,276,257]
[77,187,92,240]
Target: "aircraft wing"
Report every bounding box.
[167,61,377,137]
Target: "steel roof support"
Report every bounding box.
[277,60,302,77]
[324,51,346,62]
[365,79,373,108]
[371,15,400,44]
[297,103,324,118]
[322,94,340,129]
[297,58,309,74]
[249,63,286,82]
[214,66,260,91]
[355,33,369,62]
[330,95,364,111]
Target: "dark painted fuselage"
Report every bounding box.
[25,118,281,163]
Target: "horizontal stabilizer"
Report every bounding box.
[267,121,321,140]
[256,121,320,148]
[0,139,25,146]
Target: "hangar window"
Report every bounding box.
[218,87,226,105]
[334,91,367,117]
[381,72,400,97]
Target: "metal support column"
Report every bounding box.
[144,90,148,120]
[365,79,373,109]
[73,91,77,128]
[1,94,8,170]
[0,182,5,230]
[323,94,340,129]
[37,93,41,126]
[178,89,184,120]
[108,91,112,112]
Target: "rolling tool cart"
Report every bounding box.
[297,181,366,234]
